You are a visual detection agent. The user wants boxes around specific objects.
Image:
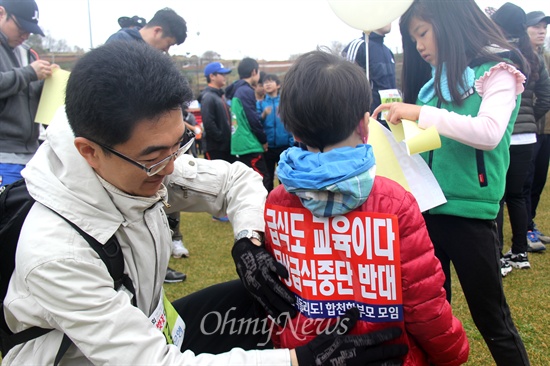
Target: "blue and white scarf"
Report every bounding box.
[277,144,376,217]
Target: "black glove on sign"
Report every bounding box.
[296,308,408,366]
[231,238,297,322]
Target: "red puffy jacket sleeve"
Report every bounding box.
[365,178,469,365]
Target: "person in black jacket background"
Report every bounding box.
[524,10,550,246]
[492,3,550,274]
[198,62,235,163]
[342,24,396,127]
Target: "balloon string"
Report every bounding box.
[363,31,371,81]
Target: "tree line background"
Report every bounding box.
[27,35,403,100]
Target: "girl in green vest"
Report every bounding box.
[373,0,530,365]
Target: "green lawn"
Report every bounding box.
[166,178,550,365]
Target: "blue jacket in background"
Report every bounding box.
[105,28,145,44]
[257,94,293,149]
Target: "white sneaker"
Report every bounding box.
[501,258,513,277]
[172,240,189,258]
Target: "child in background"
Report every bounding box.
[257,74,294,192]
[255,71,267,102]
[264,50,468,366]
[373,0,529,364]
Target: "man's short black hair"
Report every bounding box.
[146,7,187,45]
[279,50,372,151]
[237,57,259,79]
[65,41,193,147]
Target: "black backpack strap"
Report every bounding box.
[54,334,72,366]
[58,217,137,305]
[1,326,52,357]
[1,182,136,361]
[2,214,136,361]
[48,217,137,364]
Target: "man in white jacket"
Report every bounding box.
[2,42,406,365]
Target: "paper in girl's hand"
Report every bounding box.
[368,118,446,211]
[378,89,403,121]
[388,119,441,155]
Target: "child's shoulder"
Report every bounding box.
[364,176,419,215]
[371,175,409,197]
[267,185,300,206]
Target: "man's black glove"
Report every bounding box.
[295,308,408,366]
[232,238,297,323]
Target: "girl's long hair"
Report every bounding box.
[508,34,539,83]
[400,0,526,105]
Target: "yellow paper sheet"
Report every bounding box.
[35,68,71,125]
[369,118,410,191]
[369,118,446,212]
[388,119,441,155]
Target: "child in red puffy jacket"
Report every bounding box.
[264,50,469,366]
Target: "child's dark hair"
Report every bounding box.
[279,50,371,151]
[238,57,259,79]
[400,0,526,105]
[264,73,280,85]
[258,71,267,85]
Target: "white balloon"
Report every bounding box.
[328,0,414,31]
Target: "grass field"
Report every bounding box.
[165,178,550,365]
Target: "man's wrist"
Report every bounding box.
[250,237,262,246]
[234,229,264,245]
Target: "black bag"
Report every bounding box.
[0,178,135,363]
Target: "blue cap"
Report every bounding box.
[204,62,232,77]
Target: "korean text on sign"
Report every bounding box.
[265,204,403,322]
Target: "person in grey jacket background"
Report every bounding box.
[3,41,406,365]
[0,0,54,187]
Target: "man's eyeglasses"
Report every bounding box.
[88,129,195,176]
[8,14,28,36]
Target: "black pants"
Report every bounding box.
[496,143,534,254]
[524,134,550,230]
[236,153,270,191]
[423,214,530,366]
[205,150,236,164]
[264,147,287,193]
[172,280,273,355]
